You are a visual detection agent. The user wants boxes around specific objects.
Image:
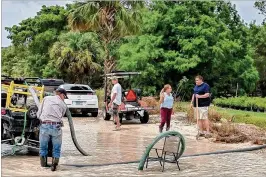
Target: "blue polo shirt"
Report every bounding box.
[193,82,211,107]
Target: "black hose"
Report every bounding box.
[63,161,140,168]
[182,144,266,158]
[66,109,90,156]
[61,144,266,167]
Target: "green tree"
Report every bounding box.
[4,5,69,77]
[118,1,259,97]
[255,1,266,20]
[250,24,266,97]
[1,45,30,77]
[49,32,104,87]
[253,1,266,97]
[68,1,143,75]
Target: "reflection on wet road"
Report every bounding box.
[2,116,266,177]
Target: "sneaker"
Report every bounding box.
[199,132,205,137]
[113,126,121,131]
[196,132,204,138]
[204,133,212,138]
[166,127,170,131]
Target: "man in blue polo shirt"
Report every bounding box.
[190,75,211,138]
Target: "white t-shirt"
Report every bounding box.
[111,83,122,105]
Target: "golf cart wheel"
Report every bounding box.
[27,105,38,119]
[91,112,98,117]
[103,108,111,120]
[140,111,149,124]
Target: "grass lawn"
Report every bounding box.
[215,107,266,129]
[174,102,266,129]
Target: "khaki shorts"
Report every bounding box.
[194,107,208,120]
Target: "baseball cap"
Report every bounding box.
[111,76,118,80]
[55,88,68,99]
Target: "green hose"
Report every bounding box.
[65,108,90,156]
[8,80,28,155]
[32,90,89,156]
[138,131,186,170]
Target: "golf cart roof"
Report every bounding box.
[105,71,141,78]
[24,77,41,83]
[40,79,65,86]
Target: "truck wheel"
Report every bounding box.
[91,112,98,117]
[140,111,149,124]
[103,108,111,120]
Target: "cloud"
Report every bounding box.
[1,0,265,47]
[232,1,264,24]
[2,0,72,47]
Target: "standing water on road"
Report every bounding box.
[2,115,266,177]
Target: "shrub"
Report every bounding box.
[208,107,222,122]
[214,97,266,110]
[95,89,104,108]
[211,123,248,143]
[141,97,160,114]
[184,105,223,123]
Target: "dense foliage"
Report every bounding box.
[2,5,69,78]
[118,1,259,96]
[68,1,143,75]
[214,97,266,111]
[1,1,266,96]
[49,32,104,86]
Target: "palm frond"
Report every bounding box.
[68,1,143,40]
[68,2,101,32]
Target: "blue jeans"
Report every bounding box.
[39,124,62,158]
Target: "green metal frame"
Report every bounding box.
[138,131,186,171]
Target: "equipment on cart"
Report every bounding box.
[103,71,154,124]
[1,81,45,153]
[1,79,89,157]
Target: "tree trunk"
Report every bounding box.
[103,41,116,102]
[259,80,266,97]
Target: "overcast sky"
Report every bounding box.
[1,0,265,47]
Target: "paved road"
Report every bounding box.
[2,115,266,177]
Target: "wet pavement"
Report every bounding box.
[2,114,266,177]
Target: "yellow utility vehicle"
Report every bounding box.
[1,79,45,152]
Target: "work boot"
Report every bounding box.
[40,156,47,167]
[51,157,59,171]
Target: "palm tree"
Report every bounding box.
[49,32,103,84]
[68,1,143,74]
